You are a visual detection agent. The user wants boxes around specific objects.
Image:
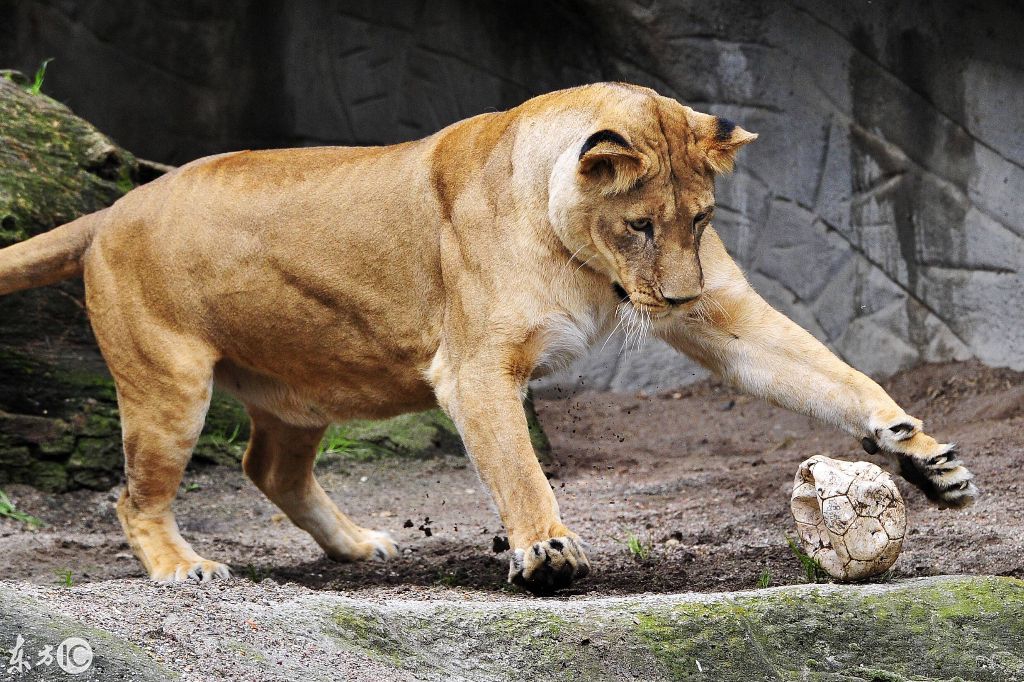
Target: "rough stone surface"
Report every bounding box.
[0,576,1021,681]
[0,585,172,681]
[318,392,551,465]
[4,1,1019,390]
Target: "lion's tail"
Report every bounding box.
[0,209,106,295]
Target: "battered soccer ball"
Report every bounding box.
[791,455,906,581]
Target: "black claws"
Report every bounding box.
[936,480,979,509]
[510,558,575,595]
[890,422,916,434]
[927,448,960,469]
[896,453,936,500]
[861,437,880,454]
[509,538,589,595]
[896,453,977,509]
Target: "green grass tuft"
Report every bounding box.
[27,58,53,96]
[756,566,772,589]
[433,570,462,588]
[56,568,73,588]
[0,489,44,528]
[786,535,830,583]
[244,564,267,583]
[626,533,653,562]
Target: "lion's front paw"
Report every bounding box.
[863,418,978,509]
[895,442,978,509]
[508,536,590,595]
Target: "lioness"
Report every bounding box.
[0,83,976,593]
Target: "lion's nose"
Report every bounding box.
[665,293,700,306]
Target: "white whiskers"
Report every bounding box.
[571,255,596,277]
[686,294,728,327]
[616,300,652,358]
[559,244,589,279]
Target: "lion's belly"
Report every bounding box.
[214,356,437,428]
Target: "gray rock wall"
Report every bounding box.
[579,0,1024,391]
[2,0,1021,391]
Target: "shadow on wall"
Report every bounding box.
[1,0,1021,391]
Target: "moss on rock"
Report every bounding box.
[630,576,1024,681]
[0,76,138,245]
[0,72,257,491]
[0,348,251,491]
[317,391,551,465]
[313,576,1024,682]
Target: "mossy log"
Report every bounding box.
[316,397,551,467]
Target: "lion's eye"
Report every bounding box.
[626,218,654,238]
[693,209,712,226]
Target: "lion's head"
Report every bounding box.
[548,87,756,317]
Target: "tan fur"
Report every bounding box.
[0,83,976,591]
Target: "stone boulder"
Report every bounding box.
[0,575,1020,681]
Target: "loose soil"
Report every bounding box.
[1,360,1021,598]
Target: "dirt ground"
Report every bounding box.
[1,360,1021,597]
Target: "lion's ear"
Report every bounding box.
[577,130,646,194]
[684,108,758,174]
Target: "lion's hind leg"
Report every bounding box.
[241,408,398,562]
[112,340,231,582]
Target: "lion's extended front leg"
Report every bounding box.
[661,229,977,508]
[434,363,590,593]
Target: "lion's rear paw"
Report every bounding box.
[508,536,590,595]
[151,559,232,584]
[325,529,399,563]
[361,530,399,561]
